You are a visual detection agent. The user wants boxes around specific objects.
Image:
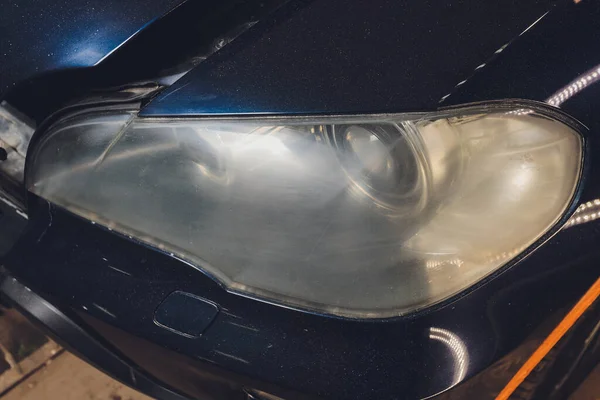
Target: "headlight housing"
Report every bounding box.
[27,103,583,318]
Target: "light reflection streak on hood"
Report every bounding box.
[429,327,469,386]
[547,65,600,107]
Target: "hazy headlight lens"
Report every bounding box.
[27,105,583,318]
[336,124,425,214]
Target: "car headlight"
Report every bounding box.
[27,102,583,318]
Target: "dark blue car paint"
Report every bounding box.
[1,0,600,399]
[0,0,183,96]
[1,0,289,124]
[142,0,555,115]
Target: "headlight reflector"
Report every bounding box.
[28,104,583,318]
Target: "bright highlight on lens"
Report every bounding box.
[27,104,583,318]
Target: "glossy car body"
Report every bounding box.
[0,0,599,399]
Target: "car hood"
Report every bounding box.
[1,0,557,115]
[143,0,557,116]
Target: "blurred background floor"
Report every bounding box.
[2,350,150,400]
[0,306,149,400]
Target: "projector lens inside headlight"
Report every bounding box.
[27,104,583,318]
